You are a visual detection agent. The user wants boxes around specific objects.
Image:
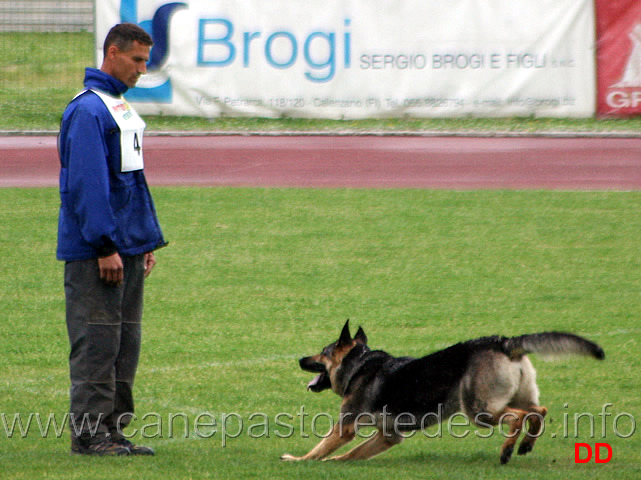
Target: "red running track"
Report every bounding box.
[1,135,640,189]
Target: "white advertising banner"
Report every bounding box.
[96,0,596,118]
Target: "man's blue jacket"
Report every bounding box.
[57,68,167,261]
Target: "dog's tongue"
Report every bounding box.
[307,375,322,390]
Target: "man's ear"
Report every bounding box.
[105,44,119,59]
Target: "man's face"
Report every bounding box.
[106,40,151,88]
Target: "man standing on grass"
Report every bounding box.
[57,23,167,456]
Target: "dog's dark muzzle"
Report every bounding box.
[299,356,331,392]
[299,356,325,373]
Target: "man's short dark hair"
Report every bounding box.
[103,23,154,57]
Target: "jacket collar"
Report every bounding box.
[83,68,129,97]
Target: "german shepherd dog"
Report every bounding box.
[281,321,604,464]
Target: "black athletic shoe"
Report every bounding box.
[114,438,155,456]
[71,438,131,456]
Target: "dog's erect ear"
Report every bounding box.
[354,326,368,345]
[338,320,352,347]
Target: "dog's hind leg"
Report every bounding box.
[509,356,547,457]
[494,407,529,465]
[327,430,403,461]
[280,422,356,461]
[517,405,548,456]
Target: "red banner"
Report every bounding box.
[596,0,641,116]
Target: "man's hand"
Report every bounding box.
[98,252,124,286]
[143,252,156,278]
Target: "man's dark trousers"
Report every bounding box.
[65,254,145,443]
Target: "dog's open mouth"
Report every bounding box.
[306,372,331,392]
[299,357,332,392]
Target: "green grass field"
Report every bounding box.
[1,187,639,479]
[3,31,641,133]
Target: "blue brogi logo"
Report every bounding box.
[120,0,186,102]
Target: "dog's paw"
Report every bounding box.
[517,441,534,456]
[500,445,514,465]
[280,454,302,462]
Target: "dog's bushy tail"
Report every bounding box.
[504,332,605,360]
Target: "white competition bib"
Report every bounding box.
[91,89,146,172]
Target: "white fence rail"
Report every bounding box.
[0,1,93,32]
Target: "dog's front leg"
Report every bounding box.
[281,423,356,461]
[327,430,403,461]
